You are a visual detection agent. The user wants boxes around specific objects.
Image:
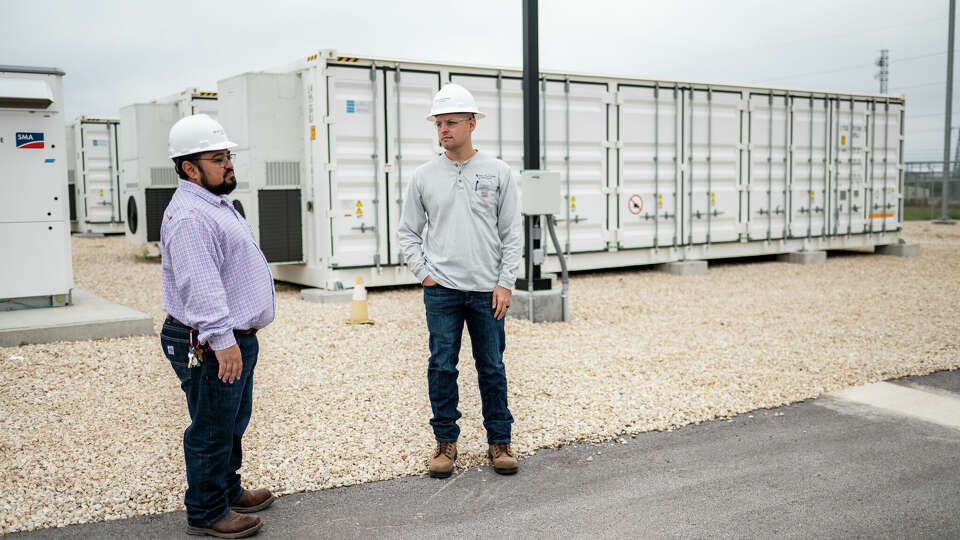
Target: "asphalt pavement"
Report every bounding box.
[10,369,960,539]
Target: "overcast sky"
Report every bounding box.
[0,0,951,161]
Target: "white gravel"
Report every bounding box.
[1,222,958,534]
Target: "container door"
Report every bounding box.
[542,80,607,253]
[746,93,790,241]
[684,89,741,245]
[328,65,388,267]
[385,68,441,265]
[79,122,119,223]
[789,97,829,239]
[449,74,524,172]
[866,101,903,232]
[830,99,869,236]
[617,85,681,249]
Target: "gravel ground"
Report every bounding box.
[1,223,958,534]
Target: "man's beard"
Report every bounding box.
[200,169,237,195]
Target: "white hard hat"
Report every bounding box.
[168,114,237,159]
[426,83,485,122]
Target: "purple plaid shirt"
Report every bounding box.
[161,179,275,350]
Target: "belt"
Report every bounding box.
[167,316,258,336]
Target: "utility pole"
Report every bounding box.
[875,49,889,94]
[936,0,957,223]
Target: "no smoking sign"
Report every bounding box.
[628,194,643,215]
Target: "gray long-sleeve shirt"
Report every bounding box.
[398,150,522,292]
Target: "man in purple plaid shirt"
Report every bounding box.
[159,114,275,539]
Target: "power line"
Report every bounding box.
[891,81,946,91]
[751,49,957,85]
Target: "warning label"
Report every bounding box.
[628,194,643,215]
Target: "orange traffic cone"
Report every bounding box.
[345,275,374,325]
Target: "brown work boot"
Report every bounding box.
[231,488,276,513]
[429,441,458,478]
[488,443,518,475]
[186,511,262,538]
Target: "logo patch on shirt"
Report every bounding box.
[476,173,496,181]
[166,345,175,355]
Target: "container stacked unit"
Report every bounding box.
[217,50,905,290]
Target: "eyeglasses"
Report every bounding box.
[195,152,236,167]
[434,116,473,129]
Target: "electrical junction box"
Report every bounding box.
[519,169,562,215]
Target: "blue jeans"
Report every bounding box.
[423,285,513,444]
[160,317,259,527]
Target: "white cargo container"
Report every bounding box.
[217,50,905,290]
[66,116,123,234]
[120,89,221,246]
[0,65,72,307]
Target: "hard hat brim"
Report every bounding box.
[169,140,238,159]
[426,111,486,122]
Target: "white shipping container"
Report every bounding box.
[67,117,123,234]
[120,89,221,246]
[216,51,905,290]
[0,65,73,306]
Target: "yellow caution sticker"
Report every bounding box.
[356,200,363,207]
[870,212,895,218]
[99,189,103,197]
[311,125,316,140]
[841,135,846,146]
[810,190,815,201]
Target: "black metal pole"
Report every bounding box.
[523,0,539,171]
[517,0,550,291]
[939,0,956,222]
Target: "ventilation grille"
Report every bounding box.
[145,188,177,242]
[265,161,301,186]
[258,189,303,263]
[150,167,178,186]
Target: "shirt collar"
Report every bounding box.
[440,148,480,168]
[178,178,230,207]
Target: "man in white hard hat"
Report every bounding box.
[160,114,276,538]
[398,83,523,478]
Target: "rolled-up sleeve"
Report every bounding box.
[496,168,523,289]
[397,173,431,283]
[165,216,237,350]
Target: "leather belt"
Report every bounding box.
[167,315,258,336]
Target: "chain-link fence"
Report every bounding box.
[904,161,960,220]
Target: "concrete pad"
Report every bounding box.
[301,288,353,304]
[777,250,827,265]
[828,381,960,430]
[657,260,708,276]
[875,242,919,257]
[510,288,566,323]
[0,289,153,347]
